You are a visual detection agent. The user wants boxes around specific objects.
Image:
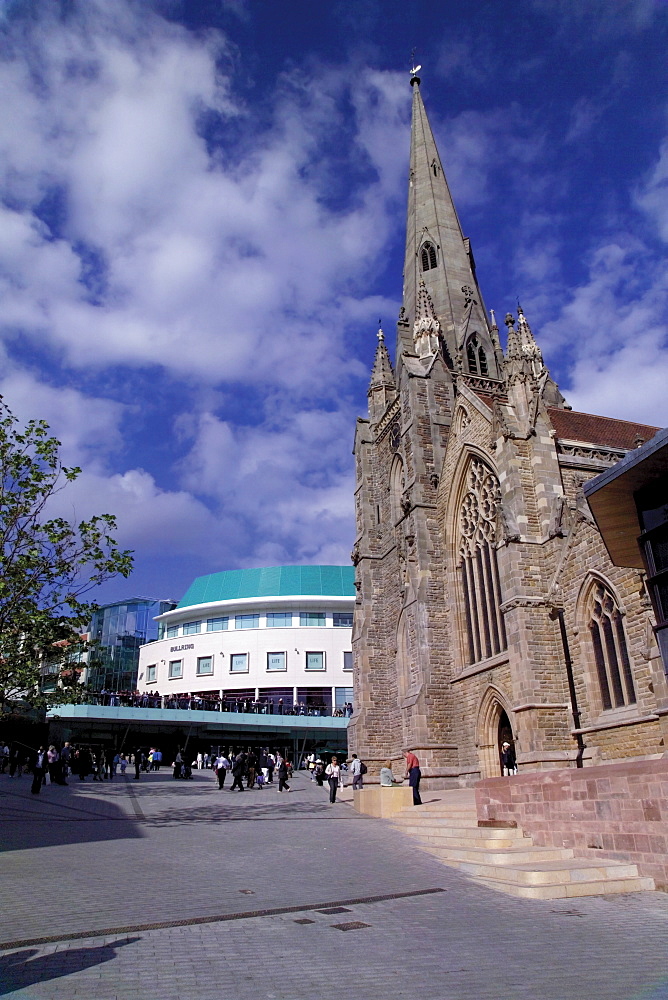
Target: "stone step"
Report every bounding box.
[421,844,572,865]
[473,875,656,900]
[412,833,534,850]
[393,821,527,841]
[457,857,642,886]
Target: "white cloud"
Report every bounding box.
[0,371,126,470]
[536,236,668,425]
[635,139,668,243]
[0,6,407,395]
[178,407,355,566]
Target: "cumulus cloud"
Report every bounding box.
[536,236,668,424]
[0,4,407,393]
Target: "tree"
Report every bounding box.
[0,396,133,714]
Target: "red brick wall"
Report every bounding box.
[475,759,668,890]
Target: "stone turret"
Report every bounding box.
[368,326,396,423]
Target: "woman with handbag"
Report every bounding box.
[325,756,341,803]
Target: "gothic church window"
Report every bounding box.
[421,241,437,271]
[466,335,488,377]
[390,453,405,524]
[588,582,636,710]
[458,458,507,665]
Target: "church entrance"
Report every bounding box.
[477,692,515,778]
[497,709,515,776]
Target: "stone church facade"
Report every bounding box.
[349,74,668,785]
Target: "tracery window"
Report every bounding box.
[458,458,507,664]
[421,241,437,271]
[588,582,636,710]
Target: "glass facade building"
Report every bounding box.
[87,598,177,691]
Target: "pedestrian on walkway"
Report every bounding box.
[31,746,48,795]
[215,753,230,788]
[134,750,144,779]
[230,752,246,791]
[404,750,422,806]
[277,756,291,793]
[173,749,183,779]
[325,756,341,803]
[350,753,366,791]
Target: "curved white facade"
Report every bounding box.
[137,589,354,715]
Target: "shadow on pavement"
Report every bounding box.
[0,782,144,852]
[0,938,140,995]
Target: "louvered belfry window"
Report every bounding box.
[458,458,507,665]
[588,583,636,710]
[421,241,437,271]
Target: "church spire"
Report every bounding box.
[401,77,500,379]
[368,324,396,423]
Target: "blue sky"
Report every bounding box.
[0,0,667,604]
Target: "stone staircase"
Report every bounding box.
[390,789,655,899]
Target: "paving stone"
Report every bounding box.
[1,769,668,999]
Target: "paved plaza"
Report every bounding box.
[1,768,668,1000]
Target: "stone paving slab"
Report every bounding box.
[1,770,668,999]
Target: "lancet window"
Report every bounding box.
[458,458,506,665]
[588,582,636,710]
[466,335,488,376]
[421,241,437,271]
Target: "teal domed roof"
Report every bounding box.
[177,565,355,608]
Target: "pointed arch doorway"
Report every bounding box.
[477,690,515,778]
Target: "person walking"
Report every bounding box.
[325,756,341,803]
[215,753,230,789]
[350,753,365,791]
[134,750,143,779]
[31,746,48,795]
[404,750,422,806]
[230,752,246,791]
[277,756,291,793]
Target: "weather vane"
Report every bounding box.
[410,48,421,78]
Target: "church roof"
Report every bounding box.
[547,408,659,451]
[178,565,355,608]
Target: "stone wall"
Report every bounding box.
[475,759,668,889]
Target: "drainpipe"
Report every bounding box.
[549,607,586,768]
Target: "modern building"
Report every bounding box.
[137,565,355,715]
[86,598,177,691]
[584,427,668,674]
[350,71,668,785]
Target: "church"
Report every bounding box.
[349,72,667,786]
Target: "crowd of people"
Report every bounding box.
[75,690,353,718]
[1,740,424,803]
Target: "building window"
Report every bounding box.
[230,653,248,673]
[421,241,437,271]
[300,612,326,627]
[235,614,259,630]
[166,625,178,639]
[168,660,183,679]
[267,652,286,671]
[267,612,292,627]
[182,621,201,635]
[343,651,353,671]
[478,346,488,376]
[458,457,507,665]
[196,656,213,676]
[206,617,228,632]
[390,452,405,524]
[333,612,353,627]
[588,582,636,710]
[306,651,325,671]
[146,664,157,683]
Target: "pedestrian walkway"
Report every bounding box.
[1,769,667,999]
